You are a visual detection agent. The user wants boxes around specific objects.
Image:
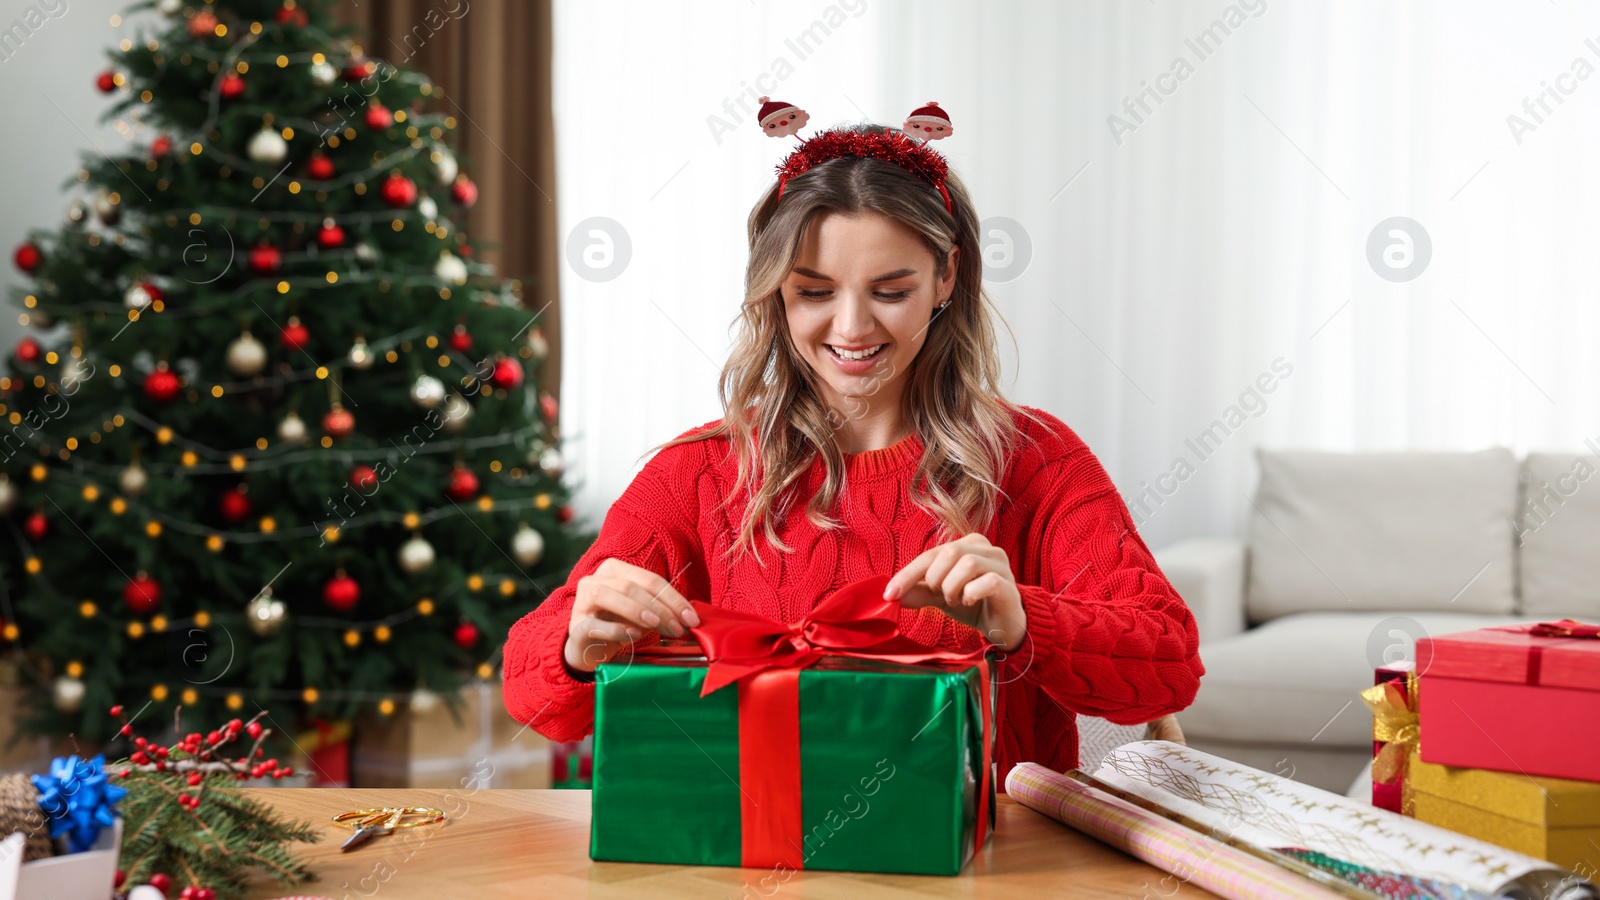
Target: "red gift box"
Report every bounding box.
[1368,660,1417,814]
[1417,620,1600,782]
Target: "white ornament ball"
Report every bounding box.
[0,475,15,515]
[67,199,87,224]
[434,146,458,184]
[418,196,438,221]
[348,337,374,370]
[354,241,377,263]
[398,534,435,574]
[119,463,148,496]
[527,328,549,361]
[410,689,440,714]
[434,251,467,285]
[409,374,446,408]
[53,675,85,712]
[310,60,337,87]
[130,886,168,900]
[95,193,120,227]
[226,331,267,376]
[512,524,545,567]
[247,590,287,636]
[156,0,181,14]
[124,283,154,310]
[538,447,564,479]
[278,411,307,443]
[248,126,289,165]
[441,393,473,434]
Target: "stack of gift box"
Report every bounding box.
[1367,620,1600,878]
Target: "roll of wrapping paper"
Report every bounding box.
[1006,763,1367,900]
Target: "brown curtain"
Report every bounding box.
[333,0,562,408]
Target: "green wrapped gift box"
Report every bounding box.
[591,654,993,876]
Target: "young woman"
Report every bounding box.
[503,121,1204,786]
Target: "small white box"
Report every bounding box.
[0,817,123,900]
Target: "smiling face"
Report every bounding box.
[781,211,958,430]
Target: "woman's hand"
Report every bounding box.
[883,533,1027,651]
[563,558,701,673]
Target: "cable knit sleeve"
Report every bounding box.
[1006,426,1205,726]
[501,439,706,743]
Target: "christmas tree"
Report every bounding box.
[1,0,591,746]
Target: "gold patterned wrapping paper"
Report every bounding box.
[1409,748,1600,876]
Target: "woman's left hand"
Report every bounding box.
[884,533,1026,651]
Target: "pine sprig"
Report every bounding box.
[110,705,319,900]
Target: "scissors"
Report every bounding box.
[330,806,447,852]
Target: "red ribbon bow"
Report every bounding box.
[1529,619,1600,639]
[639,574,995,870]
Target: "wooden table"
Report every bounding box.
[241,789,1218,899]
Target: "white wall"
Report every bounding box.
[555,0,1600,550]
[0,0,148,352]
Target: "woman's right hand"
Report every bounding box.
[562,558,702,674]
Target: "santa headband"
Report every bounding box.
[757,98,955,215]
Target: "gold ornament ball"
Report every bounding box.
[119,463,148,496]
[226,330,267,376]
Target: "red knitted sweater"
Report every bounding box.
[502,405,1205,788]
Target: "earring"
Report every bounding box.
[936,300,949,309]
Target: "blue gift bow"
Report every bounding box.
[31,754,127,853]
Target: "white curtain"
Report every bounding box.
[553,0,1600,551]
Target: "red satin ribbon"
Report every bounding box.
[640,574,996,869]
[1492,619,1600,686]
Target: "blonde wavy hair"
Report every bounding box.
[655,123,1045,565]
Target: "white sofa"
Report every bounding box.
[1154,448,1600,792]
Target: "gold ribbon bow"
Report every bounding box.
[1360,677,1418,785]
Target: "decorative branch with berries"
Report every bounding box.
[106,705,320,900]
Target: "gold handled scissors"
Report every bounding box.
[331,806,446,852]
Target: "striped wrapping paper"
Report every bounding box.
[1006,762,1345,900]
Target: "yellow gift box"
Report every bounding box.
[1409,748,1600,875]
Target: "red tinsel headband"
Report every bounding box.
[757,98,955,215]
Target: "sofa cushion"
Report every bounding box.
[1246,449,1518,623]
[1182,611,1535,748]
[1519,453,1600,619]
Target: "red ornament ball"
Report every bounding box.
[489,356,523,391]
[349,465,378,492]
[274,3,308,26]
[124,574,161,615]
[15,336,41,365]
[379,172,416,208]
[218,487,252,523]
[557,504,574,524]
[187,11,218,38]
[23,512,47,542]
[96,71,117,93]
[322,406,355,438]
[316,219,345,249]
[445,466,479,502]
[344,59,377,81]
[306,153,335,180]
[450,176,478,207]
[144,367,182,403]
[365,103,393,131]
[279,317,310,352]
[453,621,479,650]
[448,326,472,354]
[539,393,559,423]
[13,242,42,274]
[151,135,172,158]
[322,573,360,612]
[247,243,281,275]
[219,73,246,101]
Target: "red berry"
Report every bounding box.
[109,704,124,718]
[119,768,131,778]
[246,721,264,739]
[206,730,220,744]
[187,772,202,786]
[130,751,148,765]
[154,745,168,759]
[150,872,171,892]
[228,718,241,731]
[120,723,133,736]
[115,869,126,887]
[196,889,216,900]
[155,761,167,772]
[180,885,197,899]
